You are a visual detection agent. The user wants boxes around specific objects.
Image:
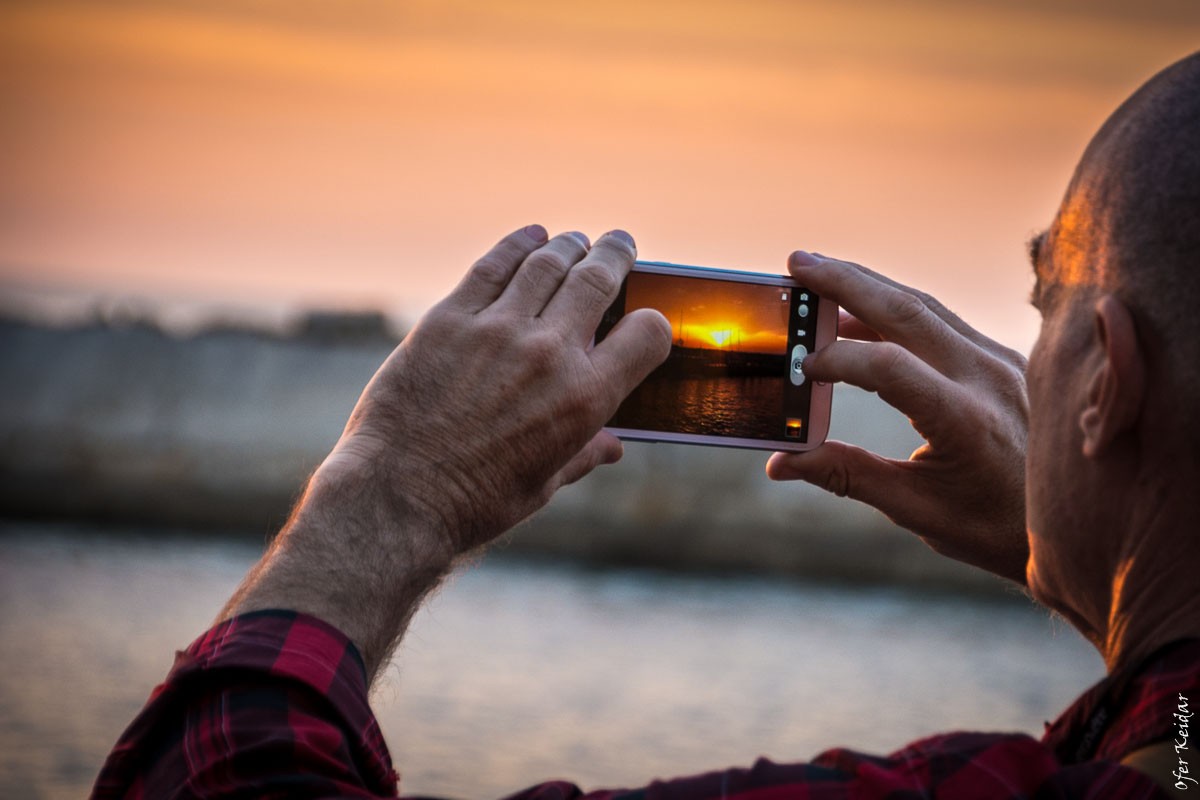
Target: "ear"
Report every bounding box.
[1079,295,1145,458]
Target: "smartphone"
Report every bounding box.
[595,260,836,451]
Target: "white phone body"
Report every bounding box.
[597,260,837,451]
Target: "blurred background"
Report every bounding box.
[1,1,1197,797]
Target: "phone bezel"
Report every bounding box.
[604,260,837,452]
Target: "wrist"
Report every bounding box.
[313,429,464,557]
[220,443,457,682]
[327,414,544,556]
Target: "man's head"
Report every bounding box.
[1025,52,1200,652]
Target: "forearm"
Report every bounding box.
[219,227,669,683]
[95,228,672,799]
[219,456,456,684]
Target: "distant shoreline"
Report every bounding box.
[0,315,1012,597]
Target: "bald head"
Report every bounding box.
[1022,54,1200,661]
[1047,52,1200,440]
[1067,52,1200,275]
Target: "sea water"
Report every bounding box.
[0,523,1102,799]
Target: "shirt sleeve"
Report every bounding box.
[90,610,400,799]
[90,610,1168,800]
[501,733,1165,800]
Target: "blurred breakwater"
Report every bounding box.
[0,313,1012,594]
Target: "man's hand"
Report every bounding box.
[767,252,1030,585]
[322,226,671,552]
[221,226,671,678]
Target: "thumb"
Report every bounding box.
[766,441,906,507]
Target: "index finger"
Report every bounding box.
[443,225,550,313]
[790,252,1025,371]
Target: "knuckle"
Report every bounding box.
[571,261,619,299]
[518,250,571,290]
[869,341,909,378]
[472,316,528,359]
[912,288,951,320]
[522,329,562,370]
[991,355,1027,388]
[470,255,512,289]
[1000,346,1028,372]
[819,460,852,498]
[974,354,1029,416]
[885,290,930,328]
[524,249,571,276]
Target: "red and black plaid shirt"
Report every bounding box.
[92,610,1194,799]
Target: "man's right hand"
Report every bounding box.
[768,251,1030,585]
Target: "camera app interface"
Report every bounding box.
[598,270,817,443]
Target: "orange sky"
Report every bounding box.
[1,0,1197,350]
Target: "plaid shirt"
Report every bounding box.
[92,610,1193,799]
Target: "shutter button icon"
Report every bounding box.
[790,344,808,386]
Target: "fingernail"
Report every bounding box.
[567,231,591,248]
[605,229,636,250]
[523,224,548,243]
[791,250,821,267]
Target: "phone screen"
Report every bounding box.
[596,263,824,447]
